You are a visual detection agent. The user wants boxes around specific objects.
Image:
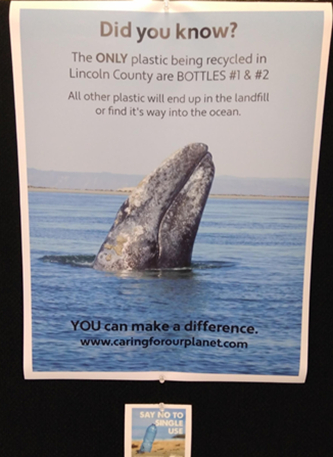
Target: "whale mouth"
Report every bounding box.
[156,150,214,268]
[93,143,215,271]
[159,149,213,217]
[113,143,212,225]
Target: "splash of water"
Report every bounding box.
[41,255,95,268]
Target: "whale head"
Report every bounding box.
[93,143,215,271]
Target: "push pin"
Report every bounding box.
[159,375,165,384]
[164,0,169,12]
[159,402,165,412]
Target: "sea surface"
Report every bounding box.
[28,191,308,375]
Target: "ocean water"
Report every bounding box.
[28,191,308,375]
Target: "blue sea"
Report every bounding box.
[28,191,308,375]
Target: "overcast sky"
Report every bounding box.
[19,9,325,180]
[131,407,186,440]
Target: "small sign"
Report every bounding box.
[125,404,192,457]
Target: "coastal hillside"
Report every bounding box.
[28,168,309,197]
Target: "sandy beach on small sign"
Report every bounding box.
[131,439,185,457]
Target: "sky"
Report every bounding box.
[18,8,325,180]
[131,407,186,440]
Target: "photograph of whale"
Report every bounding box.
[93,143,215,271]
[28,148,308,376]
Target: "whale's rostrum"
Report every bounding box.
[93,143,215,271]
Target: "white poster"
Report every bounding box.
[10,1,332,382]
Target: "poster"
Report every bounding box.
[124,404,192,457]
[10,1,332,382]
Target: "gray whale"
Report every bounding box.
[93,143,215,271]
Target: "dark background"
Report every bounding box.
[1,1,332,455]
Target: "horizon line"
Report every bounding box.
[27,167,310,182]
[27,186,309,201]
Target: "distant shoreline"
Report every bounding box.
[28,186,308,201]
